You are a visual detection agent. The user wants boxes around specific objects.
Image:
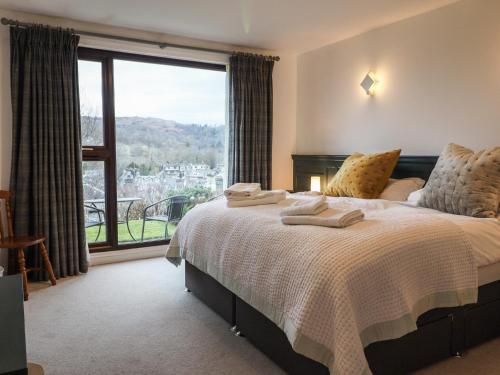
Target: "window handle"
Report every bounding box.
[82,147,94,151]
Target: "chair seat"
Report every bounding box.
[0,235,46,248]
[145,215,170,222]
[85,220,105,228]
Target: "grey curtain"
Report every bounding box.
[228,54,274,190]
[9,25,88,279]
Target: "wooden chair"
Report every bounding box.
[0,191,56,300]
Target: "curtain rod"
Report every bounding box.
[1,17,280,61]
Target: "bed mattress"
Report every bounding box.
[456,217,500,286]
[406,204,500,286]
[479,262,500,286]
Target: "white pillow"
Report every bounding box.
[408,188,424,204]
[379,178,426,201]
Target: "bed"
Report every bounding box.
[167,155,500,375]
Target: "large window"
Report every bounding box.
[78,48,226,251]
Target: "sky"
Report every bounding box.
[78,59,226,126]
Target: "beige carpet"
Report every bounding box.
[25,258,500,375]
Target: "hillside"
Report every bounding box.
[82,116,225,175]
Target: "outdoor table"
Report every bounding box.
[84,197,143,241]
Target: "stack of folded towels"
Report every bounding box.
[224,183,286,207]
[280,195,364,228]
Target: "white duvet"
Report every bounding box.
[440,213,500,266]
[167,195,482,375]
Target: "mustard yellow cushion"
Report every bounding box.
[325,149,401,199]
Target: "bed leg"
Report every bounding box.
[454,351,466,358]
[230,325,245,337]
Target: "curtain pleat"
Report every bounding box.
[9,25,88,279]
[228,54,274,190]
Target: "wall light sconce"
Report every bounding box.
[360,71,379,96]
[310,176,321,192]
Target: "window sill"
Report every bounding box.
[90,244,168,266]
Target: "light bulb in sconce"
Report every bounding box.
[360,71,379,96]
[310,176,321,192]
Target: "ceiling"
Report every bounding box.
[0,0,459,52]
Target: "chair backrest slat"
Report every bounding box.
[0,190,14,240]
[0,200,4,242]
[167,195,189,222]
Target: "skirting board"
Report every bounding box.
[90,245,167,266]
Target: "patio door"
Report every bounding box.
[78,48,226,252]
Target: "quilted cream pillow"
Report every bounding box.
[418,144,500,218]
[325,149,401,199]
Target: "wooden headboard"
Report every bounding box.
[292,155,439,192]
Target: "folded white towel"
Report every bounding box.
[294,191,323,196]
[227,190,286,207]
[281,208,364,228]
[224,183,261,198]
[226,191,275,201]
[280,196,328,217]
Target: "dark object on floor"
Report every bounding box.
[0,191,56,300]
[0,275,27,375]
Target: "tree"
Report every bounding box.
[207,149,217,169]
[80,103,102,144]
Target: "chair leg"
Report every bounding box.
[95,224,102,242]
[164,221,170,239]
[17,248,29,301]
[141,219,146,242]
[39,242,57,286]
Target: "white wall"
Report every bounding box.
[0,8,298,268]
[297,0,500,156]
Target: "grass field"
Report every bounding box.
[85,219,178,244]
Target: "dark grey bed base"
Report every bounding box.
[186,261,500,375]
[183,155,500,374]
